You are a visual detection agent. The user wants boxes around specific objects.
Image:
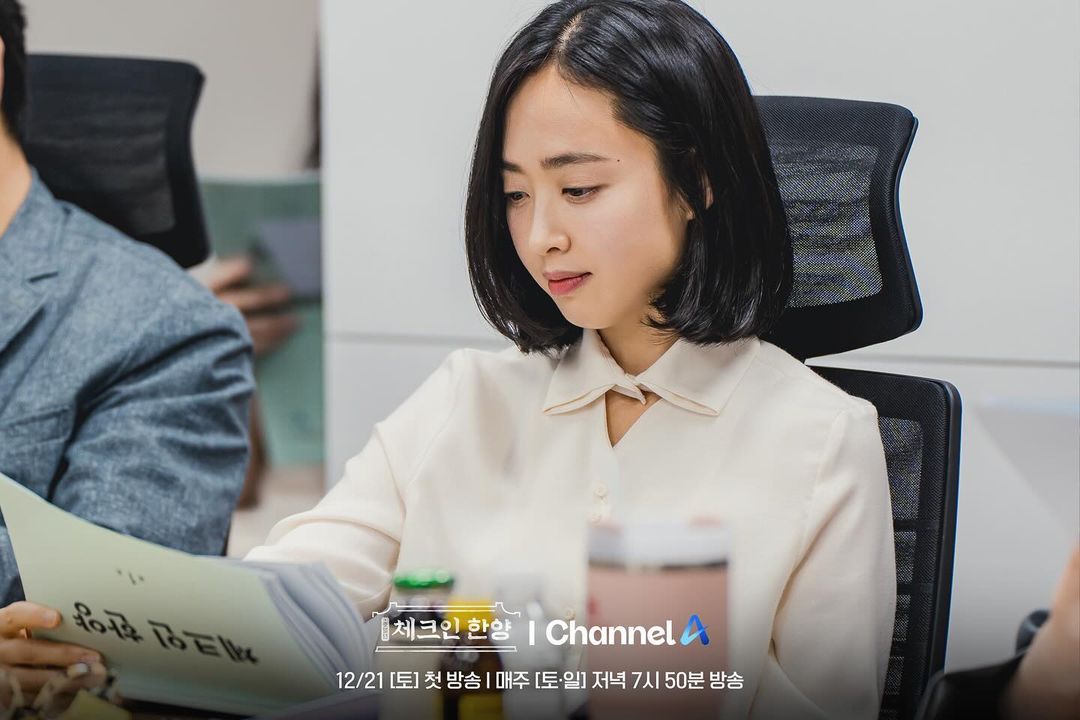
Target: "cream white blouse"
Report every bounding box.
[247,330,895,720]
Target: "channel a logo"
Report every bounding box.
[679,614,710,646]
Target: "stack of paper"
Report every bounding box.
[0,473,375,716]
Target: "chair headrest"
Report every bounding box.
[760,96,922,360]
[24,54,208,268]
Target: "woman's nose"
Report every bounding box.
[527,204,570,255]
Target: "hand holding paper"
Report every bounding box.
[0,601,100,692]
[0,472,375,716]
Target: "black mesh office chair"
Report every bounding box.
[23,54,210,268]
[759,96,962,720]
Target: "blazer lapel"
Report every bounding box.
[0,171,61,357]
[0,269,45,358]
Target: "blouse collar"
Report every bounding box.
[542,328,760,417]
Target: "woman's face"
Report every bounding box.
[502,64,691,334]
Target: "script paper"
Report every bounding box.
[0,473,333,715]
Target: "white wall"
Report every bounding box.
[321,0,542,488]
[322,0,1080,672]
[24,0,319,177]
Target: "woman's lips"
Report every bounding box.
[548,272,591,296]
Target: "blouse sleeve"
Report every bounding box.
[751,402,897,720]
[244,350,463,621]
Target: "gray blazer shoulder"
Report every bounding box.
[0,173,254,604]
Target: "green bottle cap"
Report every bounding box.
[393,569,454,590]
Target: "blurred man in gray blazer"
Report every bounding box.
[0,0,253,604]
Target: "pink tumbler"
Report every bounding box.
[586,522,729,719]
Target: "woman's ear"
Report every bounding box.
[700,165,714,210]
[685,174,713,221]
[680,152,713,221]
[688,152,713,219]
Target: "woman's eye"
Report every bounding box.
[564,186,599,200]
[505,191,528,205]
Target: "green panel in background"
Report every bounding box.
[200,176,323,467]
[256,302,324,466]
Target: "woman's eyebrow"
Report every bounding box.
[502,152,614,173]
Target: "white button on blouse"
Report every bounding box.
[247,329,895,719]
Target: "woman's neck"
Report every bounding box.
[598,319,677,376]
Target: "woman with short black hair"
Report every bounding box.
[250,2,895,718]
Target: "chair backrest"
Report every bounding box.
[758,96,962,720]
[23,54,209,268]
[815,367,961,720]
[759,96,922,361]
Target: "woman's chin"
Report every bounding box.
[556,309,608,332]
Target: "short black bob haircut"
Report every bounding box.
[465,0,791,354]
[0,0,27,144]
